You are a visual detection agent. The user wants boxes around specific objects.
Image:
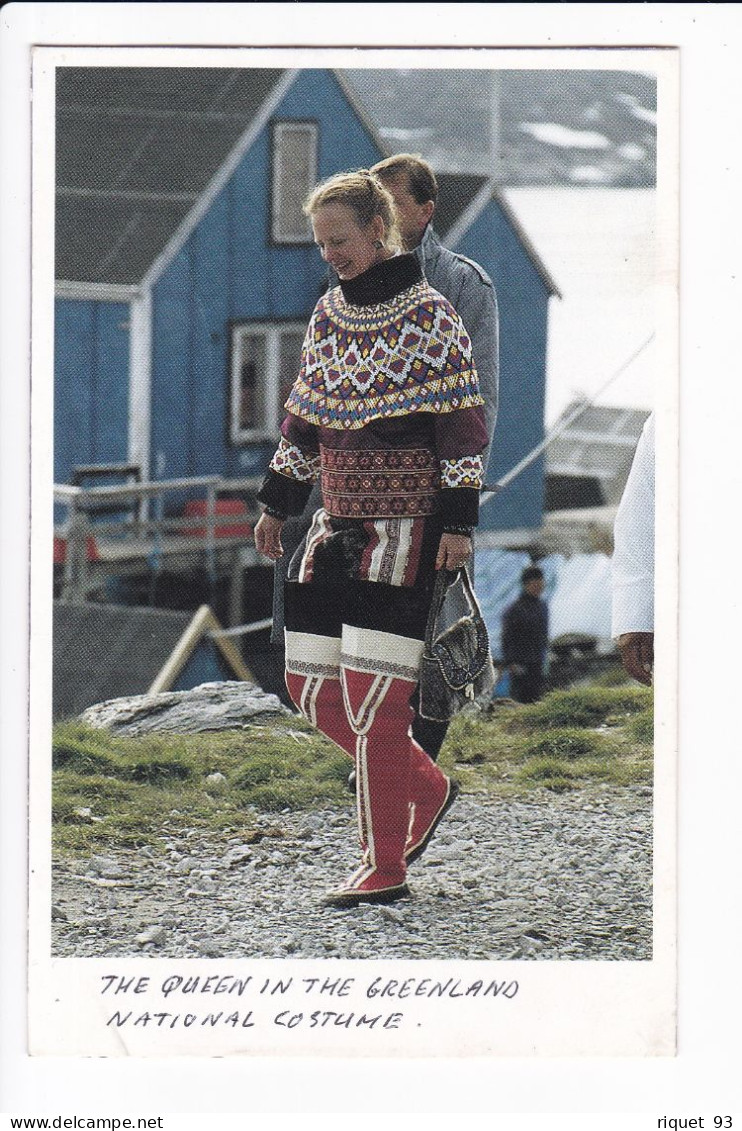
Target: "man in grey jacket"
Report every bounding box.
[270,154,500,761]
[371,154,499,471]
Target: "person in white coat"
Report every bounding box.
[611,413,654,685]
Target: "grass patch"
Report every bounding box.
[440,683,653,797]
[590,666,634,688]
[513,753,638,792]
[521,727,613,761]
[51,718,350,854]
[443,714,527,765]
[627,707,654,744]
[53,724,119,776]
[231,727,351,810]
[52,679,655,857]
[503,685,651,732]
[54,772,139,811]
[514,759,578,792]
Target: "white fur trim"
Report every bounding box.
[284,630,341,674]
[341,625,424,677]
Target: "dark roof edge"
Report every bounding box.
[443,179,561,299]
[140,69,299,292]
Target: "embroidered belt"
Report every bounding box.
[320,447,440,519]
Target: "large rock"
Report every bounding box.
[80,680,290,735]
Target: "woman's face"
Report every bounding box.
[311,202,385,280]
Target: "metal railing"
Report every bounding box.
[54,474,263,602]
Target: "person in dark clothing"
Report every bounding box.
[501,565,549,703]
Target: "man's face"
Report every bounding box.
[380,174,435,252]
[524,577,545,598]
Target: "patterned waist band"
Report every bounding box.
[320,447,440,519]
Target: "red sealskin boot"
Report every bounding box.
[285,668,357,760]
[405,773,460,864]
[285,632,369,859]
[322,856,410,909]
[324,628,423,908]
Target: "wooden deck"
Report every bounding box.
[54,475,265,615]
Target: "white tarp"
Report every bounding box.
[548,552,613,641]
[475,548,613,660]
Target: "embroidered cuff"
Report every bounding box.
[440,455,484,490]
[257,470,315,518]
[269,437,321,482]
[442,524,474,537]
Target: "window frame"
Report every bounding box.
[270,119,319,246]
[229,320,307,445]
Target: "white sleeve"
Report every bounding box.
[611,414,655,636]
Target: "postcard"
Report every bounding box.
[24,41,677,1062]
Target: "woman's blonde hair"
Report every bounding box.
[303,169,401,252]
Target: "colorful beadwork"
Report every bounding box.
[440,455,484,490]
[320,447,440,519]
[284,282,483,430]
[269,437,321,481]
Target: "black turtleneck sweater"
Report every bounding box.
[339,252,422,305]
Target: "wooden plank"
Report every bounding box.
[91,534,259,563]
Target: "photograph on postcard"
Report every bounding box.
[30,45,677,1057]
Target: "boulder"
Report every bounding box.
[80,680,290,736]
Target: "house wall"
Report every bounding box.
[149,70,382,485]
[453,198,549,533]
[54,298,130,484]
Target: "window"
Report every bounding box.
[230,322,306,443]
[271,121,318,244]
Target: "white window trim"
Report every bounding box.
[271,120,318,245]
[230,321,306,445]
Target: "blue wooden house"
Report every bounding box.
[435,173,559,536]
[55,66,558,543]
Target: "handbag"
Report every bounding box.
[418,566,496,722]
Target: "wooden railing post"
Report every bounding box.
[205,482,217,585]
[61,495,88,603]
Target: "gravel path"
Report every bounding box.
[52,785,652,962]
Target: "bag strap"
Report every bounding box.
[424,565,483,652]
[424,568,456,652]
[459,565,485,621]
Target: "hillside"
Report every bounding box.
[342,68,657,187]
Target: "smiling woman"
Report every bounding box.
[306,169,400,280]
[311,201,384,280]
[253,169,489,910]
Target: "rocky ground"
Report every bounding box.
[52,784,653,962]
